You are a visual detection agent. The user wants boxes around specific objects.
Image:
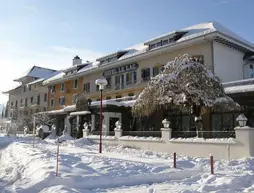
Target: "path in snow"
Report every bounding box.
[0,136,254,192]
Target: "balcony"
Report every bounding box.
[31,101,40,107]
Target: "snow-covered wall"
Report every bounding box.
[213,42,244,82]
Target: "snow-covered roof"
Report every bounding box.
[224,84,254,94]
[28,71,62,86]
[43,72,65,85]
[14,66,57,81]
[42,21,254,85]
[70,111,91,116]
[2,84,21,94]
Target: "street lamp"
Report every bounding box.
[236,114,248,127]
[95,78,108,153]
[162,118,170,129]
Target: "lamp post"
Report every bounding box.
[236,114,248,127]
[95,78,108,153]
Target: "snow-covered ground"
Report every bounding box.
[0,135,254,193]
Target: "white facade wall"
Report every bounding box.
[213,42,245,82]
[8,83,48,118]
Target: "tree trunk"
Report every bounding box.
[192,105,203,138]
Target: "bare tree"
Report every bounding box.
[132,54,238,134]
[34,112,56,128]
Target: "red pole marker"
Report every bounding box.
[56,138,60,176]
[173,152,176,168]
[210,154,214,175]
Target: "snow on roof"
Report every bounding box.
[181,21,254,47]
[28,71,62,86]
[15,66,57,81]
[78,61,100,73]
[224,84,254,94]
[43,72,65,85]
[2,84,21,94]
[70,111,91,116]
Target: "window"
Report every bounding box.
[156,41,162,47]
[96,85,99,91]
[83,82,90,93]
[20,99,23,105]
[60,83,65,92]
[162,39,169,45]
[126,71,137,85]
[59,97,65,106]
[25,98,28,107]
[44,94,47,102]
[30,97,33,104]
[192,55,204,64]
[106,96,111,100]
[128,93,135,97]
[141,68,150,81]
[96,98,100,101]
[150,44,156,49]
[50,98,54,107]
[72,94,78,104]
[106,77,111,88]
[74,79,78,89]
[23,86,26,92]
[29,85,31,91]
[248,64,254,78]
[37,95,40,105]
[51,85,55,93]
[115,74,124,89]
[153,66,163,77]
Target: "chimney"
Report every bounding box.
[73,55,82,66]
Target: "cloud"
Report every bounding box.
[23,5,38,13]
[217,0,241,4]
[0,41,104,104]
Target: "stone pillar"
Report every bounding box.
[114,121,122,139]
[83,122,89,138]
[161,128,172,142]
[235,126,254,157]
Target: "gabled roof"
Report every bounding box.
[14,66,57,82]
[27,71,62,86]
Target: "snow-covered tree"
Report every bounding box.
[132,54,238,134]
[34,112,55,128]
[16,110,33,131]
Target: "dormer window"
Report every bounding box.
[96,51,128,65]
[162,39,169,45]
[145,31,187,50]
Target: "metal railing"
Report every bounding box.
[122,130,161,138]
[90,130,115,136]
[171,130,235,139]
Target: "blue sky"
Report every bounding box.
[0,0,254,103]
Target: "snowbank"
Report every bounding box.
[0,136,254,192]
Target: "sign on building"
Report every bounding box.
[103,63,139,77]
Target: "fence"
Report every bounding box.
[90,130,115,136]
[122,130,162,138]
[171,130,235,139]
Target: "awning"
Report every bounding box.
[224,84,254,94]
[70,111,91,116]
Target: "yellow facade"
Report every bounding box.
[47,42,212,110]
